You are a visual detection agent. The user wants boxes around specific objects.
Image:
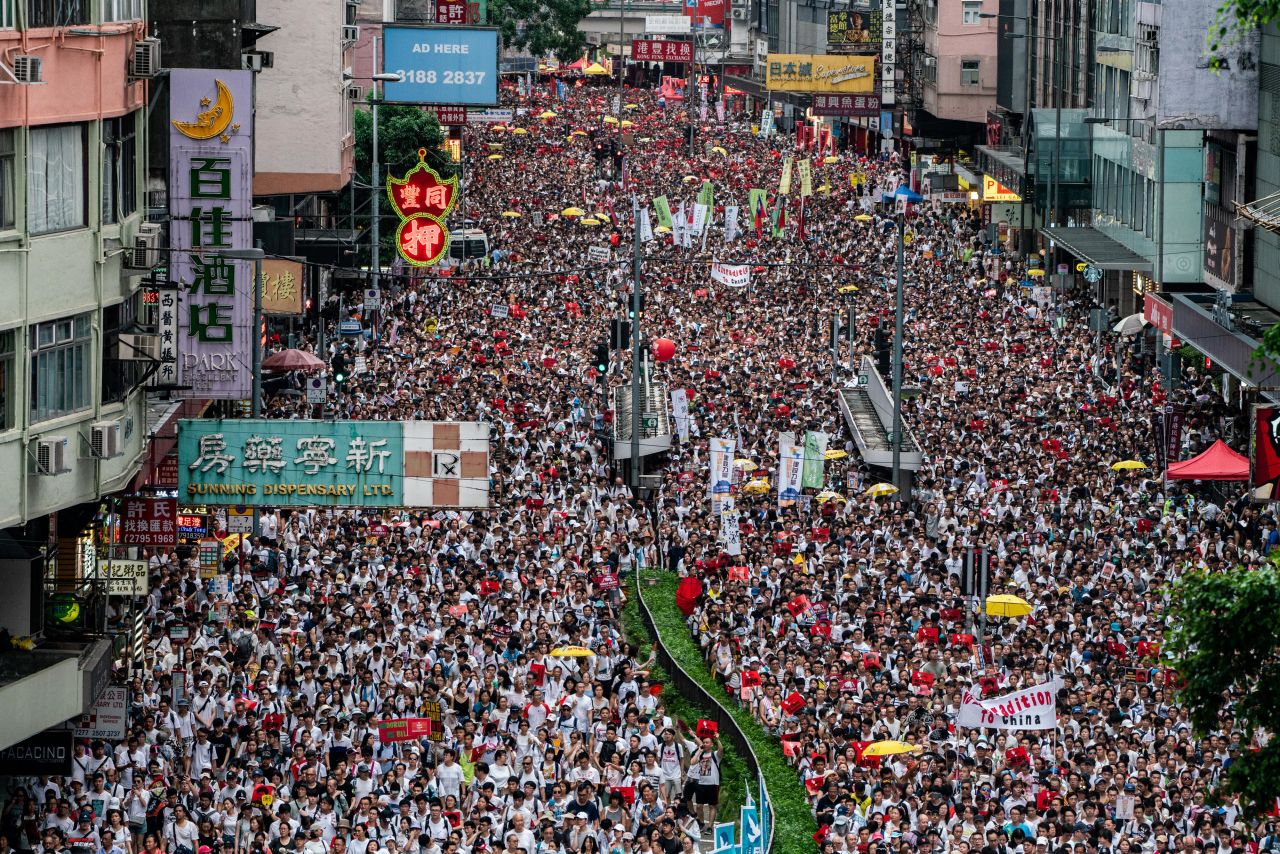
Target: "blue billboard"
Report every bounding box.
[382,26,499,106]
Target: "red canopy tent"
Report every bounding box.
[1166,440,1250,481]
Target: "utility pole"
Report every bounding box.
[371,35,381,304]
[630,198,643,489]
[891,214,905,491]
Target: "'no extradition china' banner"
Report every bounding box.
[958,679,1060,730]
[179,419,491,508]
[167,69,255,399]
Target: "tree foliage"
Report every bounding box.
[1210,0,1274,62]
[489,0,598,61]
[1165,562,1280,814]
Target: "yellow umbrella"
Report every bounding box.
[624,103,639,110]
[487,142,504,149]
[511,127,529,135]
[1027,268,1046,277]
[1110,460,1148,471]
[593,212,611,222]
[837,285,859,295]
[854,214,874,222]
[621,120,634,128]
[539,110,557,119]
[570,130,587,136]
[712,146,728,155]
[487,154,503,160]
[655,225,671,234]
[603,115,619,124]
[817,183,832,193]
[491,125,507,132]
[823,155,840,164]
[733,458,756,469]
[985,594,1033,618]
[682,175,699,183]
[743,478,771,495]
[863,740,922,758]
[562,207,585,217]
[550,645,595,657]
[824,449,848,460]
[815,490,846,504]
[864,482,899,497]
[501,211,522,218]
[580,218,601,226]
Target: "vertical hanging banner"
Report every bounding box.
[671,388,690,441]
[779,442,804,505]
[653,195,673,229]
[639,208,655,243]
[709,437,736,514]
[798,157,813,197]
[170,69,255,399]
[779,156,794,195]
[881,10,897,105]
[723,205,739,243]
[801,430,827,488]
[719,509,742,555]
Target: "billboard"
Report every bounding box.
[827,8,882,53]
[646,14,692,33]
[179,419,491,508]
[1203,212,1235,287]
[168,69,255,399]
[812,92,881,117]
[633,39,694,62]
[1155,0,1257,130]
[382,26,499,106]
[261,259,304,315]
[1253,407,1280,499]
[766,54,875,93]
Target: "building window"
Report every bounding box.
[0,129,13,230]
[961,59,981,86]
[26,0,89,27]
[27,124,85,235]
[0,0,15,29]
[103,114,138,225]
[104,0,143,21]
[102,298,142,405]
[30,314,92,424]
[0,330,13,431]
[962,1,982,24]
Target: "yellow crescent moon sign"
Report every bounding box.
[172,79,235,140]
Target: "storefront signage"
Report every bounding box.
[168,69,255,399]
[646,14,692,34]
[430,105,469,125]
[982,175,1021,202]
[827,8,882,53]
[95,559,150,597]
[766,54,876,93]
[811,92,881,117]
[880,9,895,104]
[0,731,73,776]
[261,259,304,315]
[632,39,693,62]
[178,419,491,508]
[387,148,458,267]
[74,686,129,740]
[119,497,178,547]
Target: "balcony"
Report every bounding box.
[0,637,113,751]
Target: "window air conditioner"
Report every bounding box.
[131,38,162,78]
[90,422,123,460]
[13,55,43,84]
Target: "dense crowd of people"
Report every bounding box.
[1,74,1273,854]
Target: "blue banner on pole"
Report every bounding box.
[741,804,763,854]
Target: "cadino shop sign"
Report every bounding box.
[812,92,881,117]
[0,731,73,775]
[387,148,458,267]
[633,39,693,63]
[178,418,491,508]
[765,53,876,93]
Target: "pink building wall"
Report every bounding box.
[0,24,147,128]
[923,0,997,125]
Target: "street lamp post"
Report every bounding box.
[891,215,905,491]
[367,39,406,319]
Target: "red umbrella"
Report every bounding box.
[261,348,325,372]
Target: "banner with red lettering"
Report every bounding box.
[958,679,1059,730]
[376,717,439,742]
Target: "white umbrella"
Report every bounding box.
[1113,313,1147,336]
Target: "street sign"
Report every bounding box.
[381,25,500,106]
[226,506,254,534]
[307,377,327,404]
[641,416,659,430]
[339,319,363,336]
[857,373,869,386]
[364,288,381,310]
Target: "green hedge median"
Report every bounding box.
[637,569,818,848]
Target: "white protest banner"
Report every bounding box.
[710,263,751,288]
[723,205,740,244]
[801,431,828,488]
[639,208,654,243]
[588,245,610,263]
[709,436,735,514]
[671,388,690,442]
[720,509,742,555]
[778,442,804,506]
[692,203,709,236]
[959,679,1059,730]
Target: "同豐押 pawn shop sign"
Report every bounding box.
[177,419,491,508]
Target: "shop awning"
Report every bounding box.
[1040,226,1153,272]
[1166,440,1250,481]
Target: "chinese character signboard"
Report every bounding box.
[632,39,693,62]
[119,497,178,547]
[812,92,881,117]
[435,0,467,23]
[827,7,881,53]
[261,259,304,315]
[178,419,491,508]
[388,148,457,267]
[881,10,896,104]
[430,105,469,125]
[765,54,875,93]
[169,69,255,399]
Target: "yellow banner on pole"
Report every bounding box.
[798,158,812,197]
[779,156,794,196]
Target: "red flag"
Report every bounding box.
[797,197,806,242]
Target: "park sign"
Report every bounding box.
[766,53,875,93]
[178,419,491,508]
[381,25,499,106]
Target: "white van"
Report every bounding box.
[448,228,489,261]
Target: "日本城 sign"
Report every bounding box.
[632,39,693,62]
[178,419,491,508]
[168,69,255,399]
[812,92,881,117]
[388,148,458,267]
[766,54,875,93]
[382,25,499,106]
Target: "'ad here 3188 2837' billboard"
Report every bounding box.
[382,26,499,106]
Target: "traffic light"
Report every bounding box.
[593,341,610,373]
[874,326,890,376]
[331,353,347,387]
[610,318,632,350]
